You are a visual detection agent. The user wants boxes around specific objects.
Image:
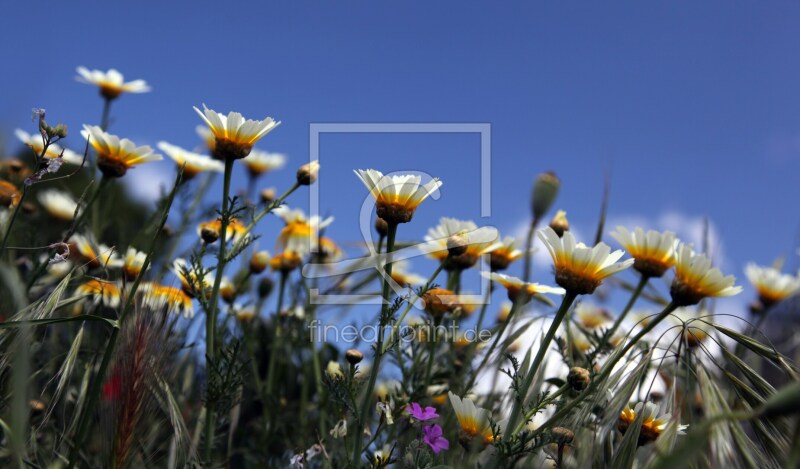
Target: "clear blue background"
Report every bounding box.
[2,1,800,320]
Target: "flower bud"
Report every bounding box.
[296,160,320,185]
[1,159,31,181]
[550,426,575,445]
[220,278,237,304]
[44,123,68,139]
[375,217,389,237]
[345,349,364,365]
[29,399,47,414]
[531,171,560,221]
[249,251,270,274]
[567,366,591,391]
[446,232,469,257]
[548,210,569,237]
[199,224,220,244]
[422,288,458,320]
[260,187,276,204]
[258,277,274,299]
[269,251,302,273]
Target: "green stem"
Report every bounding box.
[506,292,577,431]
[203,157,234,462]
[100,98,112,131]
[352,222,397,464]
[446,269,461,292]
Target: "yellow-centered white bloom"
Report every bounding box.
[318,236,343,262]
[81,125,162,178]
[231,304,256,322]
[618,402,687,445]
[75,67,150,99]
[390,260,427,287]
[425,217,501,270]
[481,272,565,304]
[68,234,122,269]
[76,279,121,308]
[574,303,613,329]
[538,226,633,295]
[15,129,84,165]
[0,180,21,208]
[37,189,79,221]
[670,244,741,306]
[122,247,147,280]
[194,105,280,160]
[140,282,194,318]
[326,361,344,380]
[196,125,216,153]
[241,149,286,176]
[610,226,678,278]
[744,263,800,307]
[273,206,333,256]
[172,258,212,297]
[448,392,500,443]
[489,236,524,271]
[157,141,224,178]
[354,169,442,224]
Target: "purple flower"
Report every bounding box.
[407,402,439,421]
[423,424,449,454]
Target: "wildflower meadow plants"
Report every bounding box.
[0,67,799,469]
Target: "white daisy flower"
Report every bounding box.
[241,149,286,176]
[424,217,501,269]
[273,206,333,256]
[37,189,78,221]
[538,226,634,295]
[15,129,84,165]
[389,260,427,287]
[481,272,565,304]
[122,247,147,280]
[610,226,678,278]
[194,105,280,160]
[81,125,162,178]
[157,141,224,178]
[75,66,150,99]
[670,244,741,306]
[744,263,800,307]
[354,169,442,224]
[448,391,501,443]
[618,402,688,445]
[489,236,524,271]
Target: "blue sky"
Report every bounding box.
[2,1,799,321]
